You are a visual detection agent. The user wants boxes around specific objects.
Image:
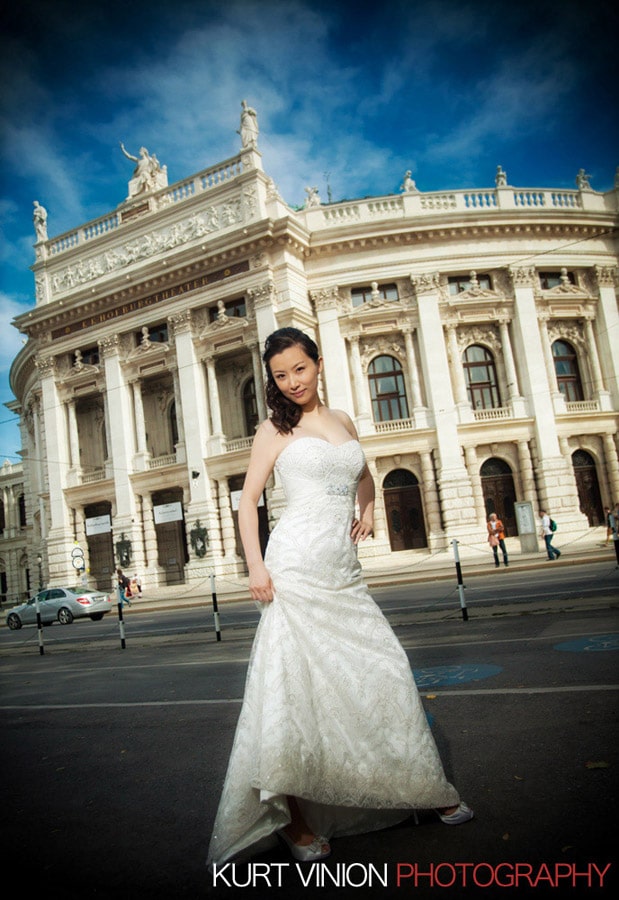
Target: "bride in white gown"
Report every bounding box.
[207,328,472,866]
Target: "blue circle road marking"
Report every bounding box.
[413,663,502,687]
[554,634,619,653]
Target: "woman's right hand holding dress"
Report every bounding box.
[248,562,274,603]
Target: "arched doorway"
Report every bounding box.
[572,450,604,525]
[383,469,427,551]
[480,458,517,536]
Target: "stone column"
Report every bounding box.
[346,334,372,430]
[497,317,526,416]
[218,479,238,559]
[67,400,80,472]
[171,367,186,461]
[312,287,357,418]
[603,433,619,504]
[509,266,575,516]
[34,355,73,582]
[99,335,139,555]
[538,313,561,398]
[366,458,388,542]
[517,440,538,509]
[402,326,428,427]
[464,446,487,532]
[169,311,222,579]
[445,323,470,409]
[412,272,474,535]
[205,355,225,454]
[420,451,443,545]
[131,379,149,467]
[582,313,611,409]
[250,342,267,423]
[594,266,619,409]
[141,493,159,582]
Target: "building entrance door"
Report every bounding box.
[84,503,114,590]
[480,458,517,536]
[572,450,604,525]
[153,490,187,584]
[383,469,427,551]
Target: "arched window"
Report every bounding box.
[243,378,259,436]
[552,340,583,402]
[463,345,501,410]
[368,356,409,422]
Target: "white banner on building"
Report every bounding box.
[85,514,112,536]
[230,490,264,511]
[154,501,184,524]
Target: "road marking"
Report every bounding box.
[1,684,617,711]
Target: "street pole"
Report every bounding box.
[451,539,469,622]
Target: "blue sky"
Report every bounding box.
[1,0,617,461]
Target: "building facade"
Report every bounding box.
[9,118,619,593]
[0,460,31,603]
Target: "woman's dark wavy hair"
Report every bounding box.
[263,327,320,434]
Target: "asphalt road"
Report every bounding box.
[0,567,617,900]
[2,559,617,653]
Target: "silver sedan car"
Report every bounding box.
[6,587,113,629]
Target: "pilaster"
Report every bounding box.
[411,272,474,531]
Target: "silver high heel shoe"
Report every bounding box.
[279,830,331,861]
[434,801,474,825]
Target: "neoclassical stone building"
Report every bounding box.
[0,460,30,603]
[9,114,619,592]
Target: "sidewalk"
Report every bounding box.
[130,526,618,613]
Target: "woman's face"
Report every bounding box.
[268,344,322,408]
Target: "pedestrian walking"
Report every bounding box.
[487,513,508,567]
[539,510,561,560]
[116,568,132,606]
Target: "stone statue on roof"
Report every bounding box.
[120,143,168,199]
[33,200,48,242]
[238,100,259,149]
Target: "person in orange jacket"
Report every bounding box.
[487,513,508,567]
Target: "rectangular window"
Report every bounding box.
[539,271,576,290]
[138,323,169,343]
[209,298,247,321]
[447,274,492,295]
[351,283,399,308]
[80,346,100,366]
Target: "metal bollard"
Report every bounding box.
[35,593,45,655]
[211,573,221,641]
[451,539,469,622]
[116,586,127,649]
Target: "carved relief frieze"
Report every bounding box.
[310,286,343,313]
[98,334,121,358]
[410,271,440,296]
[456,324,500,353]
[49,190,249,296]
[34,354,56,377]
[594,265,618,290]
[547,320,585,349]
[508,266,536,288]
[359,336,404,372]
[248,280,276,311]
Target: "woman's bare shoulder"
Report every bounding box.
[328,408,358,437]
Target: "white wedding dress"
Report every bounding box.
[207,438,459,865]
